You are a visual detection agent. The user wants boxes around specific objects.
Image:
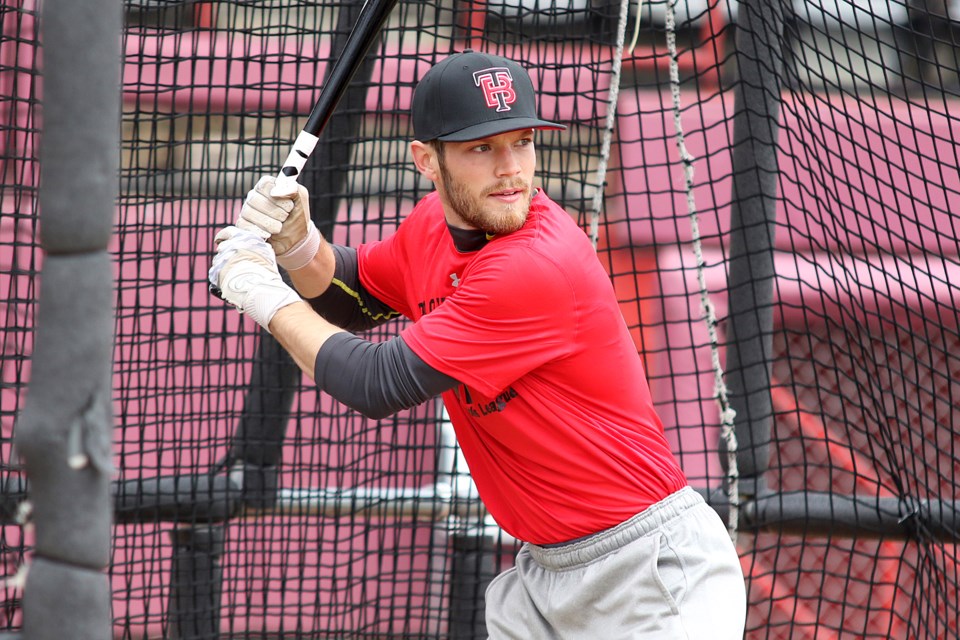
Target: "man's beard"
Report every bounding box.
[439,163,532,236]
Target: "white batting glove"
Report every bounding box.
[209,226,302,331]
[236,175,321,272]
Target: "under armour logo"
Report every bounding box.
[473,67,516,113]
[450,273,461,288]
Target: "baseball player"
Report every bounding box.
[210,50,746,638]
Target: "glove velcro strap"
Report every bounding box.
[277,221,321,272]
[248,281,302,330]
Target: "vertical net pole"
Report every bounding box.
[448,529,497,640]
[13,1,121,638]
[167,526,226,640]
[725,0,785,498]
[664,0,741,538]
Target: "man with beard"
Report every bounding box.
[209,50,746,638]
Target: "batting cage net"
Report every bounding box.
[1,0,958,637]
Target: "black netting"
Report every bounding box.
[0,0,957,637]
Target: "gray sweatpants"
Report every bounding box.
[484,487,747,639]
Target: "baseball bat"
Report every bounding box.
[272,0,401,196]
[210,0,399,300]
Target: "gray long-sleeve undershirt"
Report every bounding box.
[315,333,458,420]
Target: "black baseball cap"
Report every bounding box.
[412,50,567,142]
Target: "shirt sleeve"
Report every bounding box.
[306,244,401,332]
[314,333,459,419]
[400,247,576,398]
[357,225,415,318]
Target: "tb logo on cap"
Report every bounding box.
[473,67,517,113]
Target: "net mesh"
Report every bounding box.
[1,0,958,637]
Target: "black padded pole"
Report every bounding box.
[167,525,226,640]
[697,488,960,540]
[745,493,960,540]
[723,0,786,496]
[113,474,240,525]
[226,335,299,509]
[449,528,498,640]
[12,1,121,638]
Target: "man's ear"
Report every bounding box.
[410,140,439,182]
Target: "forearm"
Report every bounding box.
[286,235,337,299]
[268,301,345,379]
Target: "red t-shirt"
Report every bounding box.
[358,190,687,544]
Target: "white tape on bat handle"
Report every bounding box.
[274,129,320,197]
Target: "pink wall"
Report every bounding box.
[607,91,960,253]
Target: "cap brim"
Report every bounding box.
[436,117,567,142]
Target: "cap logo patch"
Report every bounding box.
[472,67,516,113]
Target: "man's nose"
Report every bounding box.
[494,147,522,177]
